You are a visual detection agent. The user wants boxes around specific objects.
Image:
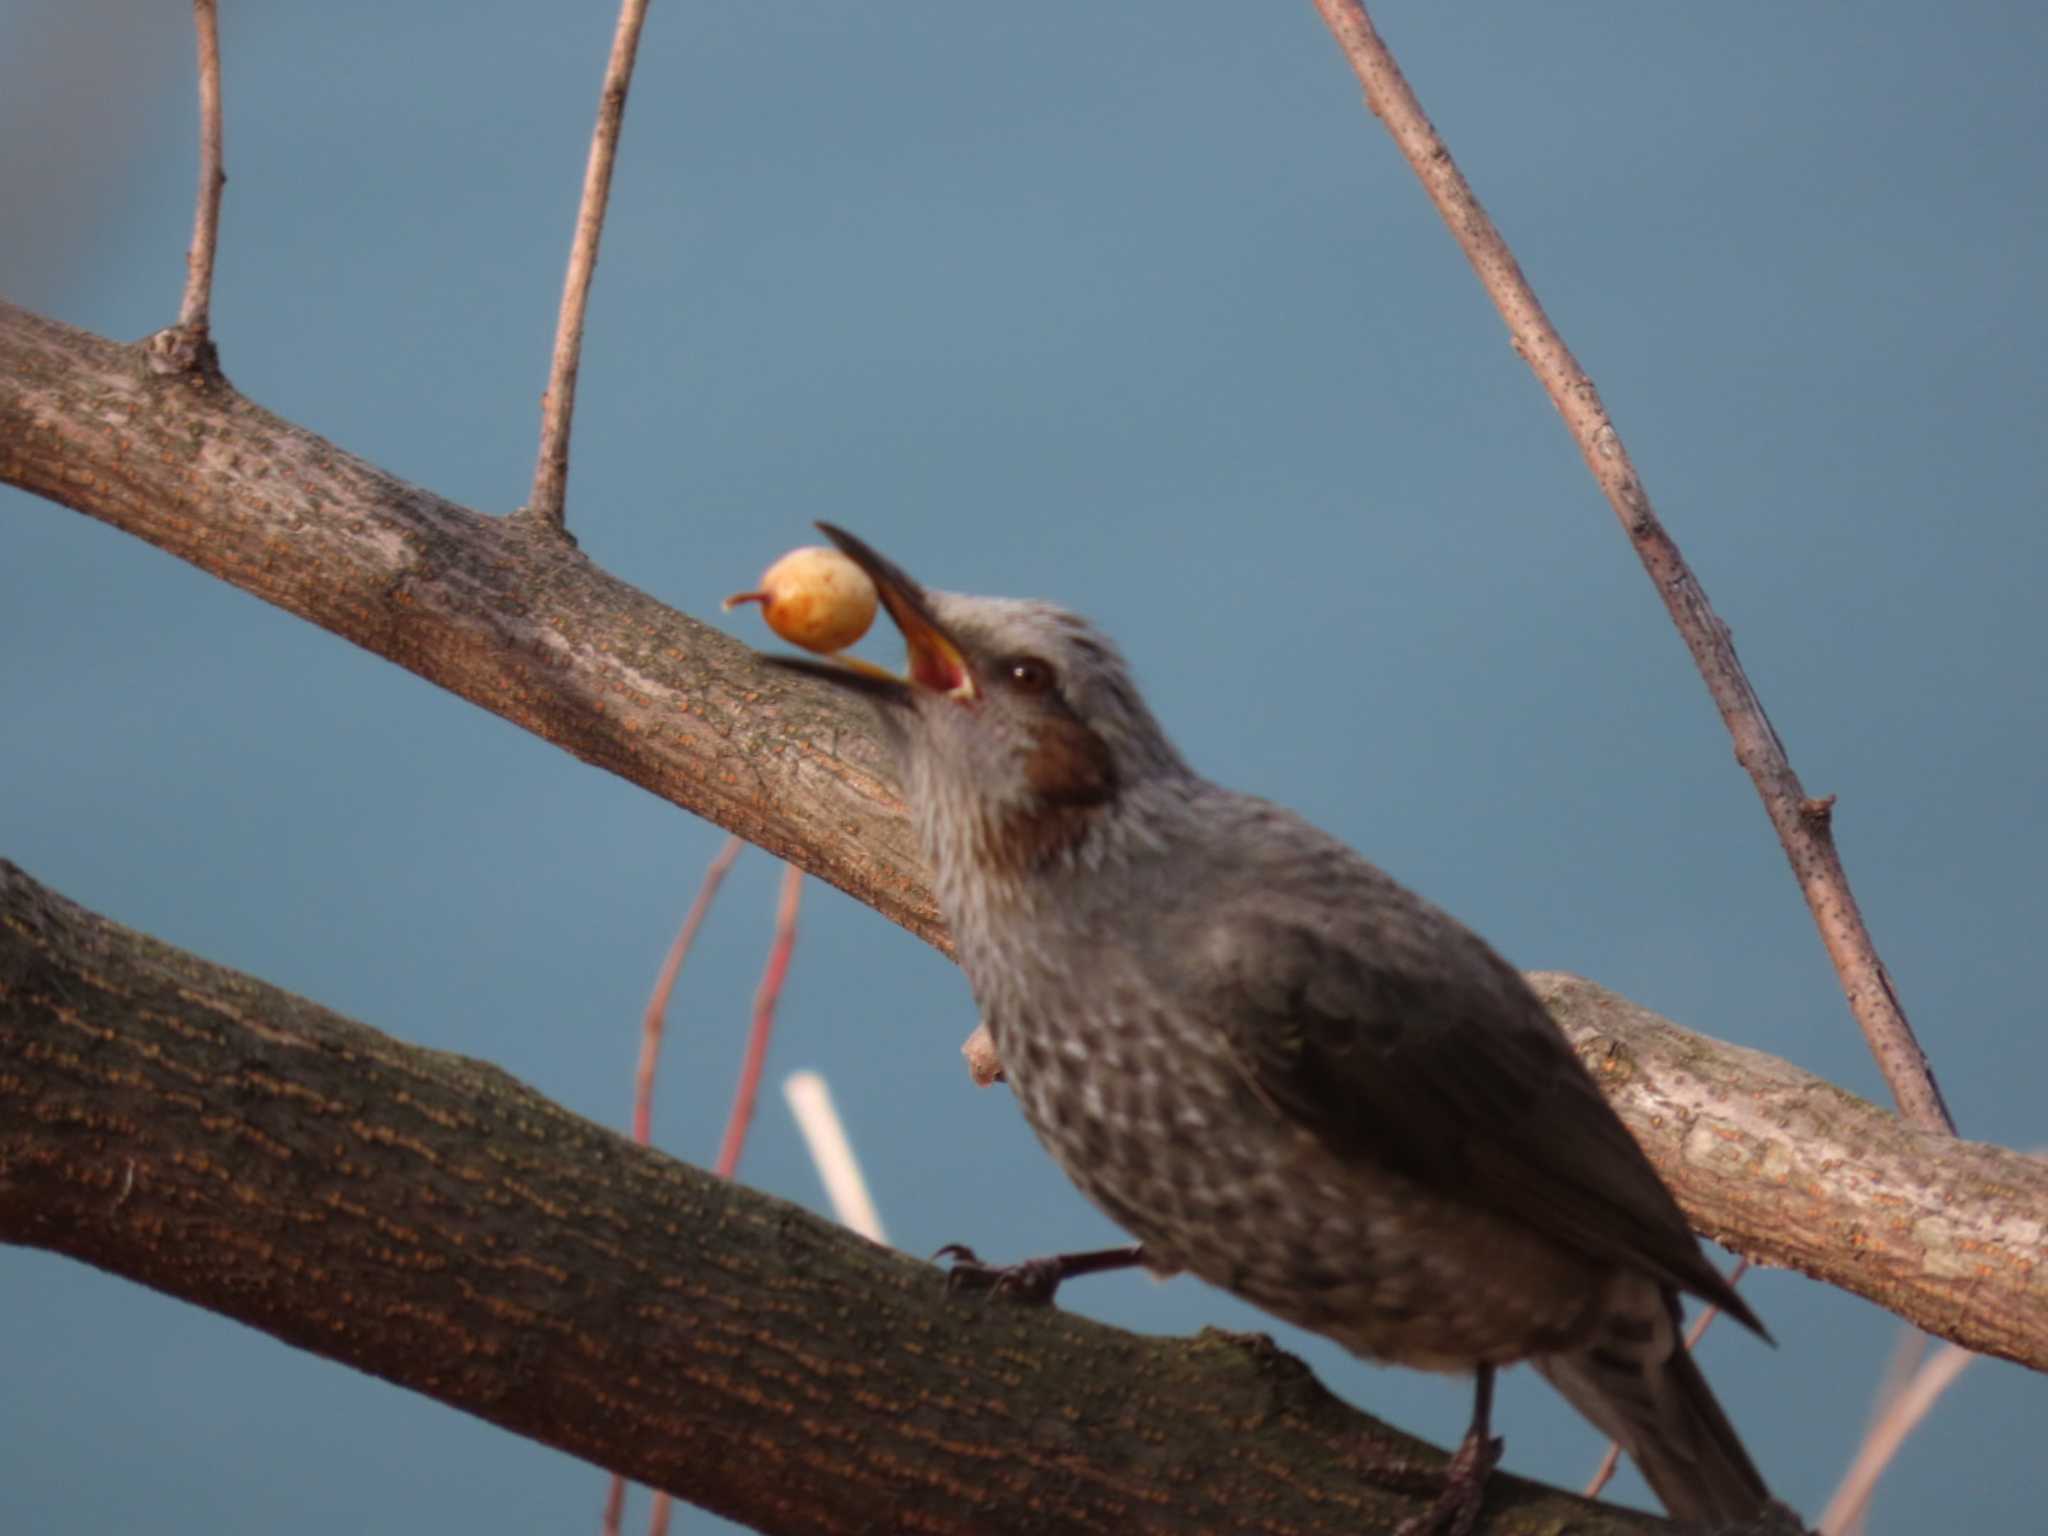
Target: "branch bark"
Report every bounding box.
[1528,975,2044,1370]
[2,297,2042,1372]
[0,858,1660,1536]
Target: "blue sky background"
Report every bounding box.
[5,3,2044,1531]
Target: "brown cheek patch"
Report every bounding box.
[982,716,1119,876]
[985,801,1099,875]
[1024,715,1117,807]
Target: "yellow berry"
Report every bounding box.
[723,546,878,654]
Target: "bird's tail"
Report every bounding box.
[1534,1284,1771,1525]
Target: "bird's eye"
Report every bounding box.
[1000,655,1057,695]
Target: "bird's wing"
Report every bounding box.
[1175,842,1763,1335]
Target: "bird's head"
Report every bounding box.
[768,524,1189,885]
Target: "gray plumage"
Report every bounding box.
[778,528,1773,1527]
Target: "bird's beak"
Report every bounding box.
[764,523,976,704]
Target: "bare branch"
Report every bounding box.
[0,857,1660,1536]
[149,0,226,378]
[182,0,225,335]
[1834,1328,1927,1536]
[1305,0,1953,1136]
[524,0,654,533]
[614,831,744,1528]
[634,835,745,1143]
[715,863,803,1177]
[1817,1343,1976,1534]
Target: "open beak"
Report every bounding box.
[764,523,976,704]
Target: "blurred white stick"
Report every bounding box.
[784,1071,887,1244]
[1817,1342,1976,1535]
[1836,1327,1930,1536]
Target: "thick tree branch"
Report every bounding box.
[3,299,2042,1367]
[0,859,1655,1536]
[1528,975,2044,1370]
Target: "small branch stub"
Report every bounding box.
[144,324,221,380]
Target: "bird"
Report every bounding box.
[768,524,1776,1533]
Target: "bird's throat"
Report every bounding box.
[981,797,1108,881]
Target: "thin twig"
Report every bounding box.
[524,0,654,533]
[633,835,744,1143]
[1836,1328,1930,1536]
[150,0,227,377]
[1866,1327,1930,1432]
[1306,0,1954,1135]
[179,0,224,336]
[1817,1343,1976,1534]
[715,864,805,1178]
[652,867,802,1529]
[1583,1259,1750,1500]
[1582,1428,1623,1504]
[784,1071,888,1243]
[612,833,743,1534]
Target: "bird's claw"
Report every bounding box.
[1389,1431,1501,1536]
[933,1243,1066,1306]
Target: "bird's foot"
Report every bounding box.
[935,1245,1069,1305]
[934,1242,1149,1306]
[1388,1426,1502,1536]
